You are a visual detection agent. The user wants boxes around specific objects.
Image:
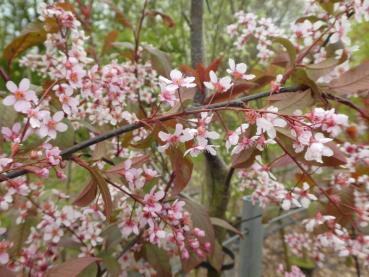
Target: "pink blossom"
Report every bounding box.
[227,59,255,80]
[204,71,233,93]
[58,86,79,115]
[256,106,287,139]
[159,69,196,90]
[27,108,50,128]
[0,241,11,265]
[1,123,22,142]
[3,78,38,113]
[43,224,64,243]
[304,133,333,163]
[158,124,193,152]
[295,183,317,208]
[66,66,86,89]
[120,219,139,238]
[38,111,68,139]
[159,83,177,106]
[143,187,165,213]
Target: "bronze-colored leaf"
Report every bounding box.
[167,147,193,196]
[328,61,369,96]
[231,146,258,168]
[147,11,175,28]
[73,179,98,207]
[210,217,243,237]
[3,21,47,65]
[268,89,315,114]
[45,257,100,277]
[101,30,119,55]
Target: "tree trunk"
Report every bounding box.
[190,1,231,276]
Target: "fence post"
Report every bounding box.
[239,196,264,277]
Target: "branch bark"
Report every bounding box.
[190,0,205,104]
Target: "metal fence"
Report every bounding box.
[222,196,308,277]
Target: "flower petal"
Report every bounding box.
[19,78,30,91]
[3,95,15,106]
[6,81,17,93]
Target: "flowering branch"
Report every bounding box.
[0,86,302,182]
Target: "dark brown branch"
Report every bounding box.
[324,94,369,121]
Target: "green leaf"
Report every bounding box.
[8,212,34,256]
[289,255,315,269]
[101,30,119,56]
[291,69,320,97]
[101,223,122,251]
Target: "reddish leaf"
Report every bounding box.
[231,146,258,168]
[147,11,175,28]
[268,89,314,114]
[106,155,150,175]
[3,21,47,65]
[206,58,222,75]
[73,179,98,207]
[92,141,109,161]
[168,87,196,113]
[130,125,160,149]
[253,74,276,88]
[321,142,346,166]
[101,30,119,55]
[328,61,369,96]
[196,63,208,83]
[45,257,101,277]
[325,187,355,227]
[167,147,193,196]
[205,81,256,104]
[73,158,113,219]
[105,1,132,28]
